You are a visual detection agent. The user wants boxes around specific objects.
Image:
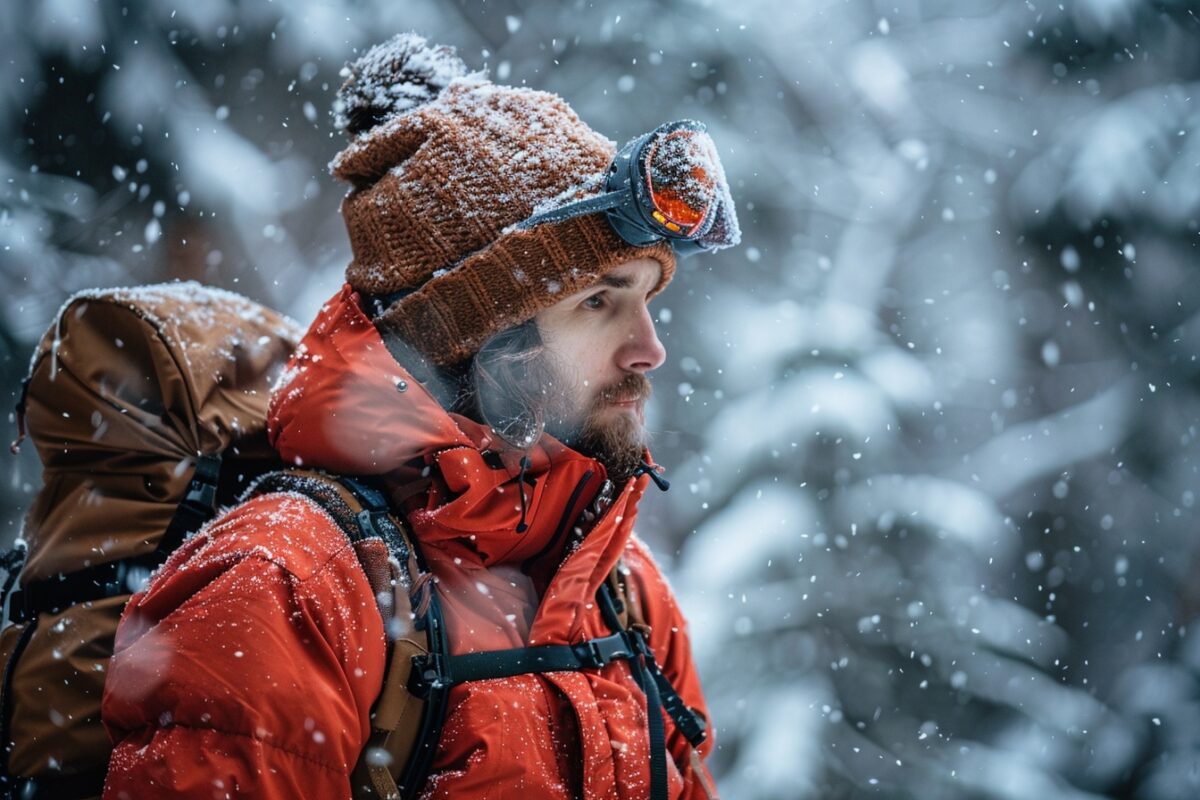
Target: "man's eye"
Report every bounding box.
[583,294,606,310]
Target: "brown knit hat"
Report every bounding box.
[330,33,676,367]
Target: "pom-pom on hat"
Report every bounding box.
[330,32,676,367]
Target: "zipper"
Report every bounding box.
[560,478,617,561]
[520,470,594,574]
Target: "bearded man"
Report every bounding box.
[101,32,738,800]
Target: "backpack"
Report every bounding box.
[0,282,705,800]
[0,283,299,799]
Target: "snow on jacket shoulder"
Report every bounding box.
[101,284,718,799]
[101,491,385,799]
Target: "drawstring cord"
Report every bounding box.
[634,460,670,492]
[515,455,532,533]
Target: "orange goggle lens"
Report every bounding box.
[643,128,719,235]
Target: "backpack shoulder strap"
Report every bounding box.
[246,469,448,800]
[598,560,709,800]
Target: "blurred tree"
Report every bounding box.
[666,1,1200,798]
[1006,3,1200,798]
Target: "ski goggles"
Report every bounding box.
[516,119,740,257]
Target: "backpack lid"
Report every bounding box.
[17,282,302,582]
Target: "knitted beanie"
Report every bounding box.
[330,33,676,367]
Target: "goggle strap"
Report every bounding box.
[516,189,631,231]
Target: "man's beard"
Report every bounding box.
[542,371,653,484]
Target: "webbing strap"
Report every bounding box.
[597,581,707,749]
[408,586,707,800]
[643,654,707,747]
[155,453,222,557]
[595,583,670,800]
[425,632,638,688]
[7,561,136,624]
[597,578,707,800]
[250,470,446,800]
[516,189,628,230]
[640,651,669,800]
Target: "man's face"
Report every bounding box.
[534,257,667,480]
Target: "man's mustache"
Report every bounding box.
[595,373,653,407]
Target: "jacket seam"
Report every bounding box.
[229,491,364,582]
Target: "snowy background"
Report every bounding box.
[3,1,1200,798]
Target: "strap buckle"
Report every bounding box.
[408,652,449,699]
[573,632,634,670]
[181,454,221,512]
[182,478,217,512]
[6,589,28,625]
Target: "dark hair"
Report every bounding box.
[461,320,557,448]
[373,307,553,450]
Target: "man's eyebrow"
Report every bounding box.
[597,274,633,289]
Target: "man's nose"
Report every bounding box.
[618,305,667,373]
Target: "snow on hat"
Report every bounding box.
[330,32,676,367]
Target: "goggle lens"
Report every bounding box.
[643,128,719,235]
[514,118,738,257]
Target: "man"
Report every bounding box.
[101,32,737,800]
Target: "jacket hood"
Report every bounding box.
[268,283,474,473]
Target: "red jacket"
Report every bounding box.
[102,285,718,799]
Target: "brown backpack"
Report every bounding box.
[0,283,301,798]
[0,283,703,800]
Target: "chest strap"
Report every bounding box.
[415,631,635,687]
[409,610,707,750]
